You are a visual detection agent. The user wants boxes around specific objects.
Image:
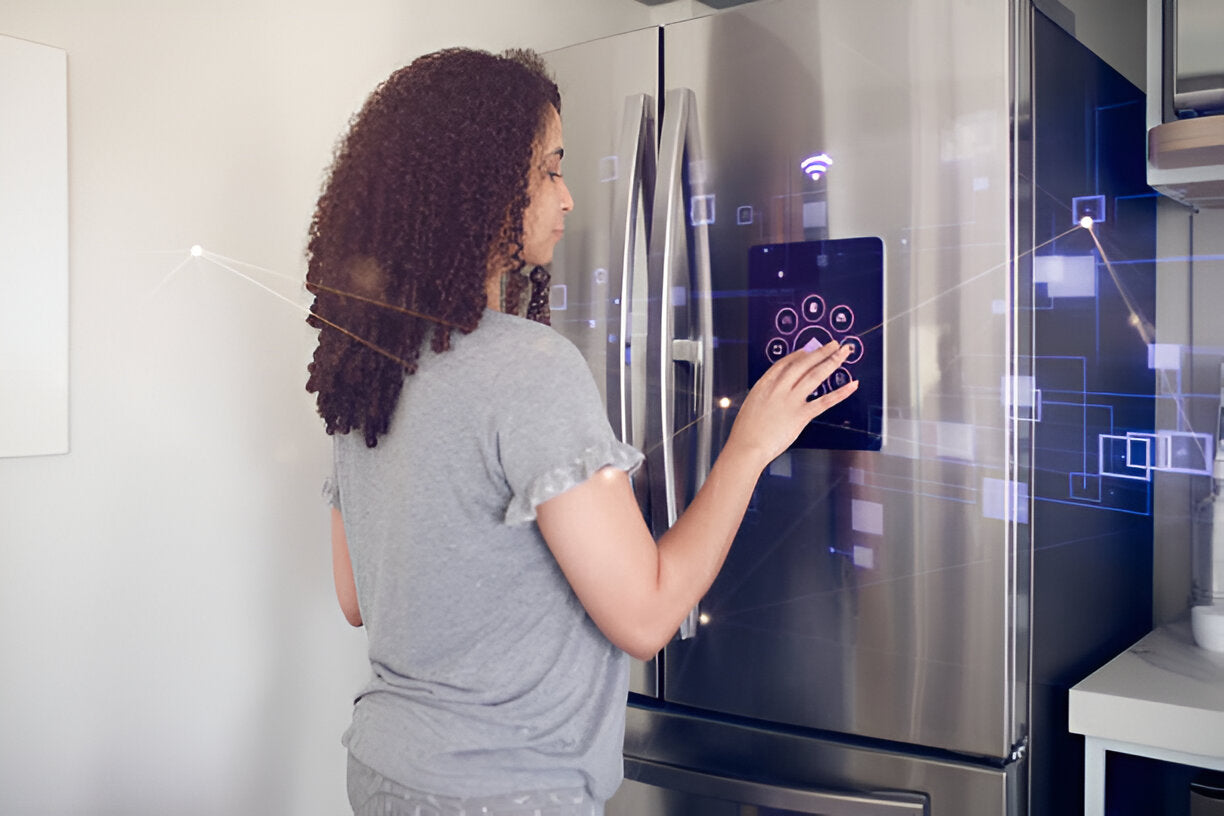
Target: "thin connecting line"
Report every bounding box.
[638,224,1088,461]
[150,248,453,371]
[152,245,701,457]
[154,228,1200,473]
[851,223,1082,342]
[200,249,472,331]
[1086,225,1210,466]
[304,280,473,331]
[1085,226,1154,345]
[204,249,307,286]
[202,252,428,370]
[144,255,195,302]
[203,252,308,313]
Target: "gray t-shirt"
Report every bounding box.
[332,309,643,801]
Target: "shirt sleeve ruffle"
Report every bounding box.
[323,476,340,510]
[504,439,644,527]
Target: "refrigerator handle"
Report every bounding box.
[624,758,929,815]
[649,87,715,640]
[606,93,654,446]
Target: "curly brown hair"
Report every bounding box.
[305,47,560,447]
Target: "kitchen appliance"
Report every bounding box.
[545,2,1157,813]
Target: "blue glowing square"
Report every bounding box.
[690,194,715,226]
[1068,473,1102,501]
[1071,194,1105,225]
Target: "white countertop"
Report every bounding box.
[1069,621,1224,759]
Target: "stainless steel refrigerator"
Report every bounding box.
[545,2,1156,814]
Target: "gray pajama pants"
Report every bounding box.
[347,755,605,816]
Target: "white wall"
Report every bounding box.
[0,2,657,814]
[1056,0,1148,89]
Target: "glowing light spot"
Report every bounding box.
[1128,314,1141,328]
[1079,216,1094,230]
[190,244,204,257]
[718,397,731,409]
[698,613,710,625]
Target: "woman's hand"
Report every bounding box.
[724,341,859,468]
[537,339,860,659]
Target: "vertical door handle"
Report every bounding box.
[607,94,654,446]
[648,87,715,640]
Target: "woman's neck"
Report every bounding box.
[485,271,503,312]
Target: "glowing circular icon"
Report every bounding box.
[794,325,833,353]
[829,305,854,333]
[1079,215,1094,229]
[841,335,864,364]
[801,294,826,322]
[765,337,789,362]
[775,307,799,335]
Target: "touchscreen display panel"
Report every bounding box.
[747,237,884,451]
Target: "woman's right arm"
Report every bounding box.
[536,341,857,660]
[331,507,364,627]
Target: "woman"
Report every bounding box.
[306,47,857,816]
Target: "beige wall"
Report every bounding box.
[0,2,655,814]
[1155,204,1224,624]
[1056,0,1148,89]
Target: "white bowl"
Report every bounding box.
[1191,603,1224,653]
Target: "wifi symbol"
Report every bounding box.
[801,153,833,181]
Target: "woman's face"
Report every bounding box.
[520,106,574,267]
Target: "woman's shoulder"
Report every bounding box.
[456,312,599,407]
[472,310,584,366]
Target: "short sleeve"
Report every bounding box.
[499,338,643,526]
[323,445,341,511]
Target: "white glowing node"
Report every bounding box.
[698,613,711,625]
[718,397,731,409]
[1079,216,1094,229]
[190,244,204,257]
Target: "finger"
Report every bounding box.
[767,344,846,393]
[791,344,853,393]
[805,378,859,418]
[774,339,844,378]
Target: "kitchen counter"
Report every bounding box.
[1069,621,1224,815]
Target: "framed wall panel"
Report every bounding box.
[0,34,69,456]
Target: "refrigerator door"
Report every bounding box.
[658,0,1023,759]
[545,28,661,694]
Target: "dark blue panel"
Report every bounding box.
[1029,12,1157,816]
[747,237,885,450]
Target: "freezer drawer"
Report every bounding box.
[615,758,926,815]
[610,705,1016,816]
